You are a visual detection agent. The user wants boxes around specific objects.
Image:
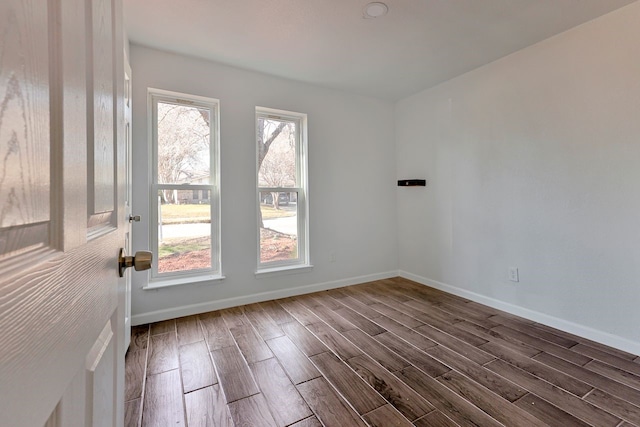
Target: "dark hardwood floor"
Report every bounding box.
[125,277,640,426]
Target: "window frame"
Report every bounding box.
[256,107,310,272]
[148,88,222,284]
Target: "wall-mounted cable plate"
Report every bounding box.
[397,179,426,187]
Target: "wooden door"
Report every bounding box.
[0,0,126,426]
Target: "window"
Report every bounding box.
[150,89,220,281]
[256,107,309,271]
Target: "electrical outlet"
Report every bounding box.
[508,267,519,282]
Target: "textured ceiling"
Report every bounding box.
[124,0,636,101]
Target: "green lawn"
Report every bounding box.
[161,203,210,220]
[260,205,296,219]
[160,203,295,223]
[159,237,209,258]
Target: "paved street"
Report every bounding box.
[263,215,297,235]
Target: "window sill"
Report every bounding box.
[143,273,225,290]
[255,264,314,278]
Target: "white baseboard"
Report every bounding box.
[399,270,640,356]
[131,270,398,326]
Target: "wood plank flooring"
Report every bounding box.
[126,277,640,426]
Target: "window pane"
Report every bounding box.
[258,118,297,188]
[157,102,211,185]
[259,191,298,263]
[158,190,211,274]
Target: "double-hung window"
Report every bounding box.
[149,89,221,281]
[256,107,309,271]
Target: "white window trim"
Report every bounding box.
[147,88,221,286]
[142,273,226,290]
[254,264,314,279]
[256,107,310,273]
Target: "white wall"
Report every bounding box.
[396,3,640,353]
[130,45,397,323]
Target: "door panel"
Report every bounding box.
[0,0,51,257]
[86,320,116,427]
[88,0,116,232]
[0,0,125,425]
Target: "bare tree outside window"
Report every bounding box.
[257,118,289,178]
[157,103,210,201]
[257,115,303,264]
[154,100,216,274]
[258,118,295,212]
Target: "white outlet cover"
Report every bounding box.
[509,267,519,282]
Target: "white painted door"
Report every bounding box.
[124,52,133,352]
[0,0,126,426]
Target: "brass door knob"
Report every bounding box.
[119,249,153,277]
